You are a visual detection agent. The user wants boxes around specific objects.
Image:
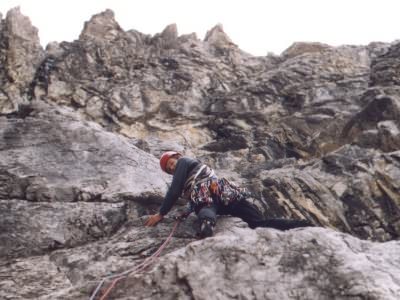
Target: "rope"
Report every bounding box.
[89,220,181,300]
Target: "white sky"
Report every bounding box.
[0,0,399,56]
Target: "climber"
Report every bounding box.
[144,151,313,238]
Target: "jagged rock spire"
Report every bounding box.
[79,9,123,42]
[5,7,41,45]
[204,23,235,48]
[0,7,43,114]
[151,23,179,50]
[161,23,178,41]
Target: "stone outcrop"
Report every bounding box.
[0,8,400,299]
[102,225,400,300]
[0,7,44,114]
[246,145,400,241]
[0,102,169,204]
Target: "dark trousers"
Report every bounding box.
[197,199,312,230]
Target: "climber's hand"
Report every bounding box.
[144,213,163,227]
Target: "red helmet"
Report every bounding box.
[160,151,181,173]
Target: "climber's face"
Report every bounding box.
[166,157,178,174]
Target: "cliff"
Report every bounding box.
[0,8,399,299]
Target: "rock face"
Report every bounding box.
[105,225,400,300]
[0,7,44,114]
[0,8,400,300]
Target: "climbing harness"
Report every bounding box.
[190,177,250,209]
[89,220,181,300]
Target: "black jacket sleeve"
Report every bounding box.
[159,157,199,216]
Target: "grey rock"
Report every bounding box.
[0,200,126,259]
[0,103,169,204]
[86,226,400,300]
[281,41,332,59]
[0,254,73,299]
[0,7,44,114]
[79,9,123,43]
[151,24,179,50]
[0,7,400,300]
[204,23,236,52]
[0,215,201,300]
[248,145,400,241]
[341,91,400,148]
[371,41,400,86]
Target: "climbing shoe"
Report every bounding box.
[199,218,215,238]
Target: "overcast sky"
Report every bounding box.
[0,0,399,56]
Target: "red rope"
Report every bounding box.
[92,220,180,300]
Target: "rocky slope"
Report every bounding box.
[1,7,400,300]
